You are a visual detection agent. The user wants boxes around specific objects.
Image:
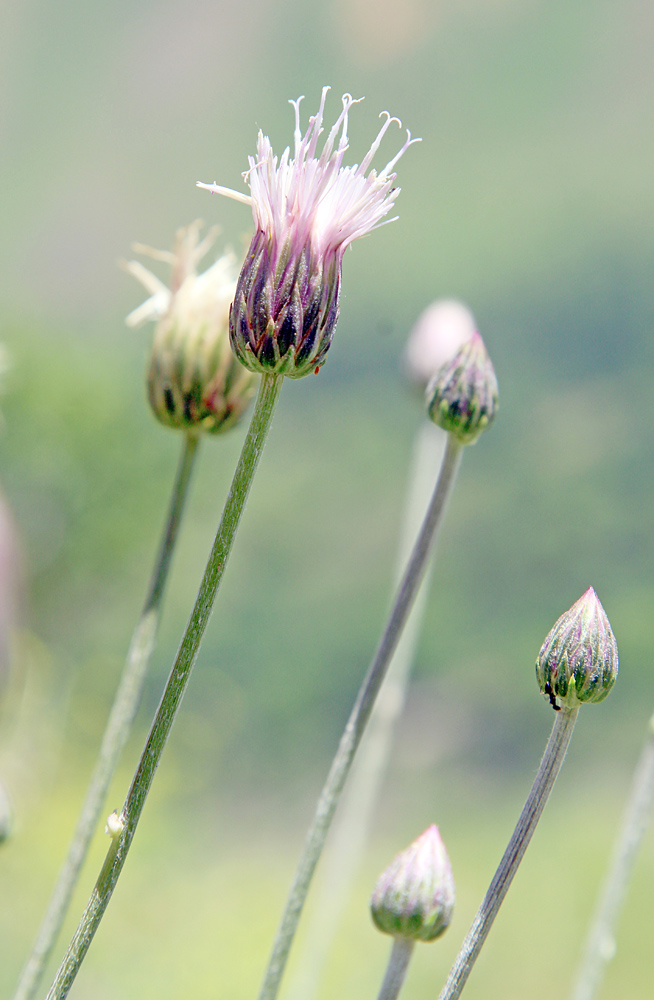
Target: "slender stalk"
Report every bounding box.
[13,430,199,1000]
[377,938,415,1000]
[437,706,579,1000]
[571,712,654,1000]
[44,373,283,1000]
[288,421,448,1000]
[258,434,464,1000]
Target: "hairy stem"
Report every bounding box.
[377,938,415,1000]
[571,712,654,1000]
[13,430,199,1000]
[437,706,579,1000]
[258,434,464,1000]
[44,373,283,1000]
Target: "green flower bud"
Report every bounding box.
[124,221,257,434]
[536,587,618,711]
[370,825,455,942]
[426,330,498,444]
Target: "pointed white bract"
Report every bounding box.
[198,88,420,378]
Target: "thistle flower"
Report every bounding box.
[405,300,477,389]
[198,88,419,378]
[426,330,498,445]
[123,221,257,434]
[536,587,618,710]
[370,825,455,942]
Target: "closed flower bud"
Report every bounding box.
[536,587,618,711]
[426,330,498,444]
[199,88,419,378]
[124,221,257,434]
[405,300,477,389]
[370,825,455,942]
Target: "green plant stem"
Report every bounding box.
[288,421,448,1000]
[377,938,415,1000]
[437,706,579,1000]
[258,433,464,1000]
[44,373,283,1000]
[13,430,200,1000]
[571,712,654,1000]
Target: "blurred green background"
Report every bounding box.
[1,0,654,997]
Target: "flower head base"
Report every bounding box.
[370,825,455,943]
[426,330,498,444]
[536,587,618,711]
[198,88,419,377]
[405,300,477,389]
[123,222,257,434]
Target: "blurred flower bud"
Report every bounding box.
[124,221,257,434]
[426,331,498,445]
[370,825,455,942]
[0,490,23,701]
[536,587,618,711]
[405,300,477,389]
[0,778,12,844]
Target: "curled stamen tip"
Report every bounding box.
[379,111,402,129]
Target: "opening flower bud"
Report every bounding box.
[426,330,498,444]
[124,221,257,434]
[198,88,420,378]
[370,825,455,942]
[536,587,618,710]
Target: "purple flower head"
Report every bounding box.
[198,88,419,377]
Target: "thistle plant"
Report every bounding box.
[258,327,498,1000]
[437,588,618,1000]
[12,221,256,1000]
[371,826,455,1000]
[41,89,416,1000]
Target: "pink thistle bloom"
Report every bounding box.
[198,87,420,378]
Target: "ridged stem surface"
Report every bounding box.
[44,373,283,1000]
[437,706,579,1000]
[258,434,464,1000]
[13,430,199,1000]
